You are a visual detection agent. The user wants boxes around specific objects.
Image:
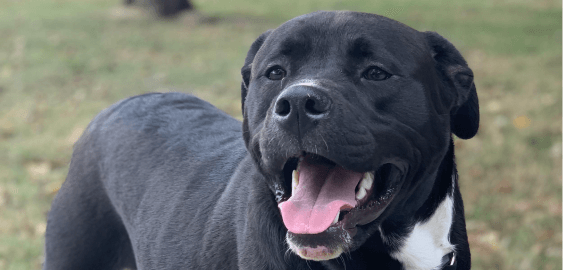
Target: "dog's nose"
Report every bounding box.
[273,85,332,136]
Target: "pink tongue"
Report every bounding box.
[278,158,363,234]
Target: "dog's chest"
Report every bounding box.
[388,196,455,270]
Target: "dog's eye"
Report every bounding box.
[267,67,286,80]
[362,67,391,81]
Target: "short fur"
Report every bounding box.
[44,11,478,270]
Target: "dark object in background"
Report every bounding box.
[125,0,193,17]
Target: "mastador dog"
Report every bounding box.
[44,10,479,270]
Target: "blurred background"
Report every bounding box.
[0,0,561,269]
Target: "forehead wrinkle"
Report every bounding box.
[280,36,310,56]
[347,37,373,58]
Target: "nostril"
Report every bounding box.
[275,99,291,116]
[305,99,319,114]
[305,98,329,115]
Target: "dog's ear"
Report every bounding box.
[241,30,272,114]
[425,31,479,139]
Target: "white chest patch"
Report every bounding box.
[390,196,455,270]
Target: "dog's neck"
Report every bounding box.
[312,140,462,270]
[387,190,456,270]
[385,139,458,270]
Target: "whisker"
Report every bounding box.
[320,134,329,152]
[305,259,313,270]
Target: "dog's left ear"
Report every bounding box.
[425,31,479,139]
[241,30,272,114]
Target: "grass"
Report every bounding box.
[0,0,560,269]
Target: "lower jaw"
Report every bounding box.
[286,197,398,261]
[289,243,344,261]
[282,163,404,261]
[286,226,355,261]
[287,237,346,261]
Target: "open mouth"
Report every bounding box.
[277,153,402,260]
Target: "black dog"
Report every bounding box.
[44,11,479,270]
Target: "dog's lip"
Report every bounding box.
[332,164,401,231]
[286,226,351,261]
[341,183,399,228]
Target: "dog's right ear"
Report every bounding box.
[241,30,272,114]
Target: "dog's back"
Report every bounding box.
[43,93,246,269]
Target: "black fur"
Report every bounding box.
[44,11,478,270]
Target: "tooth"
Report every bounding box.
[296,156,303,172]
[356,187,367,200]
[292,170,299,191]
[332,211,340,225]
[360,172,374,190]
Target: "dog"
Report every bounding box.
[44,10,479,270]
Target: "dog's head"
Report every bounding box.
[240,11,478,261]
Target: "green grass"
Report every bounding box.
[0,0,561,269]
